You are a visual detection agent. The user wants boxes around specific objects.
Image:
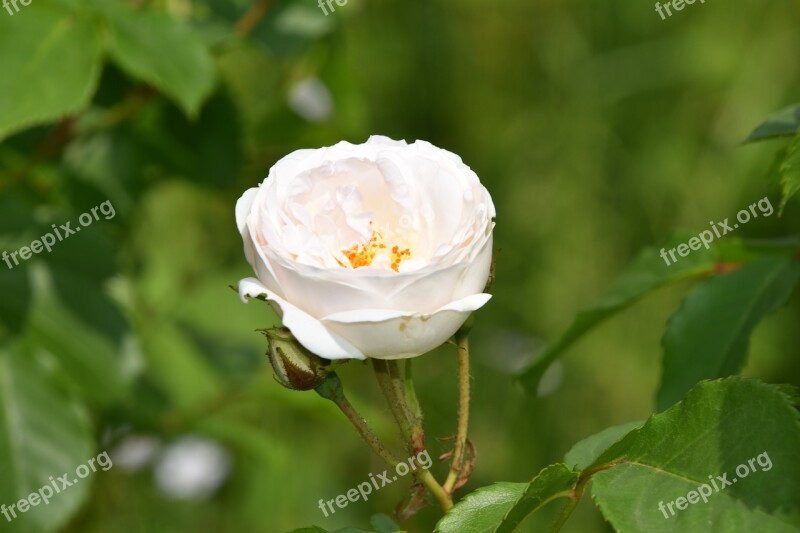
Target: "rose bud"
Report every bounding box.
[262,327,331,391]
[236,136,495,360]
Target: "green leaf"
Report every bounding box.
[0,196,35,338]
[773,133,800,215]
[517,233,720,394]
[657,257,799,410]
[137,321,223,410]
[564,420,644,470]
[41,215,118,283]
[0,3,103,140]
[334,529,387,533]
[745,104,800,143]
[0,193,36,237]
[159,89,244,187]
[285,520,403,533]
[591,378,800,532]
[131,182,234,314]
[0,347,95,532]
[0,266,31,338]
[440,379,800,533]
[206,0,335,57]
[62,122,148,219]
[435,467,580,533]
[369,513,402,533]
[97,1,216,116]
[495,464,580,533]
[435,482,527,533]
[24,264,134,405]
[251,0,335,57]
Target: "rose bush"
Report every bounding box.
[236,136,495,360]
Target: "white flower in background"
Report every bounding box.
[110,434,162,473]
[288,77,333,123]
[236,136,495,360]
[154,437,233,501]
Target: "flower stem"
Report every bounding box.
[404,359,422,421]
[372,359,419,451]
[372,359,453,512]
[338,395,401,467]
[443,331,471,494]
[315,374,399,467]
[418,468,454,513]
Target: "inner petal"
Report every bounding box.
[281,158,423,271]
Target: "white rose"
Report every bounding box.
[236,136,495,360]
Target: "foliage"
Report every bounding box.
[434,379,800,532]
[0,1,798,532]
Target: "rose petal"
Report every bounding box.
[320,293,492,359]
[238,277,366,361]
[261,239,491,318]
[236,188,259,268]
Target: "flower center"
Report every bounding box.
[341,229,411,272]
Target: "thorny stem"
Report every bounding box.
[335,395,401,467]
[372,360,422,452]
[315,374,399,467]
[443,331,471,494]
[372,359,453,512]
[404,359,422,422]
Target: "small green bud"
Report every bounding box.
[261,328,331,391]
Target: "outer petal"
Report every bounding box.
[320,293,492,359]
[259,235,493,318]
[235,187,260,270]
[238,277,366,361]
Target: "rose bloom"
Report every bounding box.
[236,136,495,360]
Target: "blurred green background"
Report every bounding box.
[1,0,799,532]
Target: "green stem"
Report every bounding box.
[444,331,471,494]
[372,359,452,512]
[552,462,617,532]
[551,496,580,532]
[418,469,453,513]
[404,359,422,421]
[372,359,419,451]
[316,374,399,467]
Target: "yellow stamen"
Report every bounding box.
[341,229,410,272]
[390,245,411,272]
